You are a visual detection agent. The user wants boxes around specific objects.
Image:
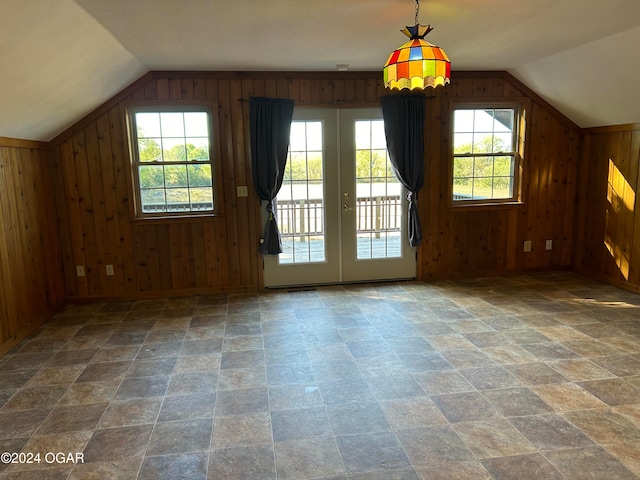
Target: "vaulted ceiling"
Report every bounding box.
[2,0,640,141]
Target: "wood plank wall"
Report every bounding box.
[422,73,579,279]
[575,124,640,293]
[0,140,65,354]
[48,70,580,300]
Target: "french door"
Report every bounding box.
[263,108,416,288]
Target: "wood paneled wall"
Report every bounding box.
[421,73,579,279]
[0,140,65,354]
[48,70,580,300]
[50,72,388,299]
[574,124,640,293]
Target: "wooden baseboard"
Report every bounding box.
[0,315,55,357]
[572,267,640,295]
[65,284,260,303]
[419,266,570,282]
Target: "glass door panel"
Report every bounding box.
[354,119,403,260]
[278,121,326,264]
[263,110,340,287]
[341,109,415,283]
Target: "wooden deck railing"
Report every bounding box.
[276,195,402,240]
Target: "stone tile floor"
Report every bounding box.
[0,272,640,479]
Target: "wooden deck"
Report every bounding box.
[279,234,402,264]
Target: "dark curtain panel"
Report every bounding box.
[381,94,426,247]
[249,96,295,254]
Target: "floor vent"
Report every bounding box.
[286,287,318,293]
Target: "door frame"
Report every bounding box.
[339,108,417,283]
[261,107,417,288]
[262,109,341,288]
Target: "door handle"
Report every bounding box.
[343,204,354,211]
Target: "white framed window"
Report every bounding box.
[127,106,215,217]
[452,105,523,204]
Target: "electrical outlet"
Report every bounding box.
[236,186,248,197]
[546,240,553,250]
[76,265,85,277]
[106,264,114,276]
[523,240,532,253]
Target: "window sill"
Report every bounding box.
[130,214,223,225]
[450,201,524,212]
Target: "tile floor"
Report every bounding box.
[1,272,640,479]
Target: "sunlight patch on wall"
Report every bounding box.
[604,158,636,281]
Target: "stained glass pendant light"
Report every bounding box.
[383,0,451,90]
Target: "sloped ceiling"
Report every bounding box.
[1,0,640,141]
[0,0,146,142]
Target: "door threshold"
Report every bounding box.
[265,277,416,290]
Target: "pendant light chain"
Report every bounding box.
[415,0,420,26]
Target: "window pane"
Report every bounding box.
[472,178,492,199]
[474,110,495,133]
[473,134,494,154]
[454,133,473,153]
[186,139,209,161]
[493,176,513,198]
[136,113,161,137]
[138,138,162,162]
[371,121,386,149]
[166,188,190,208]
[453,157,473,178]
[494,156,513,176]
[190,187,214,209]
[184,112,208,136]
[474,157,493,177]
[141,189,166,212]
[165,165,188,188]
[356,150,371,180]
[289,122,307,151]
[355,121,371,149]
[160,112,185,137]
[493,133,514,152]
[139,165,164,188]
[371,150,387,180]
[306,122,322,151]
[162,138,186,161]
[454,110,474,132]
[453,177,472,199]
[494,109,514,131]
[307,153,323,182]
[289,152,308,181]
[187,164,212,187]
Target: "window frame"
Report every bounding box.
[125,103,219,220]
[449,99,528,208]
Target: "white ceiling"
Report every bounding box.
[2,0,640,141]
